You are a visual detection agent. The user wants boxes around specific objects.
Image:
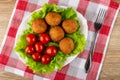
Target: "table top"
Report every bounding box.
[0,0,120,80]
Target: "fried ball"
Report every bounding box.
[32,18,47,33]
[62,19,78,34]
[45,12,62,26]
[59,37,74,54]
[49,26,64,42]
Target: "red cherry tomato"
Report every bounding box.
[41,54,51,64]
[40,33,50,44]
[32,52,42,62]
[35,42,44,52]
[46,46,57,56]
[25,45,35,55]
[26,34,37,45]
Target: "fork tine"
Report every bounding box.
[96,8,102,23]
[96,8,106,24]
[99,9,104,23]
[101,9,106,23]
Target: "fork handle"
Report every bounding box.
[85,31,98,73]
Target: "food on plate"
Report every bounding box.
[35,42,44,53]
[46,46,57,57]
[39,33,50,44]
[32,18,47,33]
[25,45,35,55]
[62,19,78,34]
[59,37,74,54]
[45,12,62,26]
[14,4,86,74]
[41,54,51,64]
[24,33,57,64]
[49,26,64,42]
[26,34,37,45]
[32,52,42,62]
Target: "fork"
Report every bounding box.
[85,9,106,73]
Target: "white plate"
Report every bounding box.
[14,6,88,68]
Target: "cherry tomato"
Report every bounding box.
[46,46,57,56]
[32,52,42,62]
[41,54,51,64]
[25,45,35,55]
[35,42,44,52]
[26,34,37,45]
[40,33,50,44]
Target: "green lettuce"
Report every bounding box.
[61,7,77,20]
[14,4,86,74]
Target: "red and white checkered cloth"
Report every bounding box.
[0,0,120,80]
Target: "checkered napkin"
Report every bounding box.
[0,0,119,80]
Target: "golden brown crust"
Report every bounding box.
[62,19,78,34]
[45,12,62,26]
[59,37,74,54]
[49,26,64,42]
[32,18,47,33]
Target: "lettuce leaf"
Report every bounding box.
[14,4,86,74]
[61,7,77,20]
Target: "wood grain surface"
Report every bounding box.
[0,0,120,80]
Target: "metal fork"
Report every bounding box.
[85,9,106,73]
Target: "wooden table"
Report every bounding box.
[0,0,120,80]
